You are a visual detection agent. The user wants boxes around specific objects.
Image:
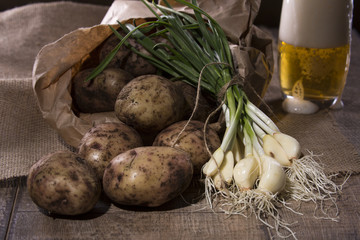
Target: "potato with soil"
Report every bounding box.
[72,67,133,113]
[78,122,143,180]
[99,33,157,77]
[115,75,186,134]
[174,81,215,122]
[27,151,101,216]
[99,33,131,69]
[103,146,193,207]
[153,120,221,174]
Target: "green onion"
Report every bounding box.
[88,0,344,237]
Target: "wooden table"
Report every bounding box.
[1,172,360,239]
[1,3,360,240]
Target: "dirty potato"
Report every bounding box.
[103,146,193,207]
[72,67,133,113]
[78,122,143,180]
[99,33,157,77]
[114,75,186,134]
[173,81,214,122]
[99,33,132,69]
[27,151,101,216]
[153,120,221,174]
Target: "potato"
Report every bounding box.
[99,33,156,77]
[115,75,186,134]
[103,146,193,207]
[27,151,101,216]
[153,120,221,174]
[99,33,131,69]
[72,67,133,113]
[173,81,215,122]
[121,37,157,77]
[78,122,143,180]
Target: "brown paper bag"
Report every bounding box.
[32,0,273,148]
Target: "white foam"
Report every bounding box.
[282,97,319,114]
[279,0,353,48]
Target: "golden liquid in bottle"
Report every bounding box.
[278,41,350,101]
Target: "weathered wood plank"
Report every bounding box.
[0,179,20,240]
[5,175,360,240]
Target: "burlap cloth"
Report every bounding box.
[0,2,359,182]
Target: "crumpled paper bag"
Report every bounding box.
[32,0,274,148]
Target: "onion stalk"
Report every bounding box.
[87,0,345,238]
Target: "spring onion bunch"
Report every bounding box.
[88,0,345,237]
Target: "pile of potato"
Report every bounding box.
[27,33,222,216]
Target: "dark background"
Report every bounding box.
[0,0,359,31]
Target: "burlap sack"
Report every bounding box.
[0,2,109,181]
[1,2,359,182]
[32,0,273,148]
